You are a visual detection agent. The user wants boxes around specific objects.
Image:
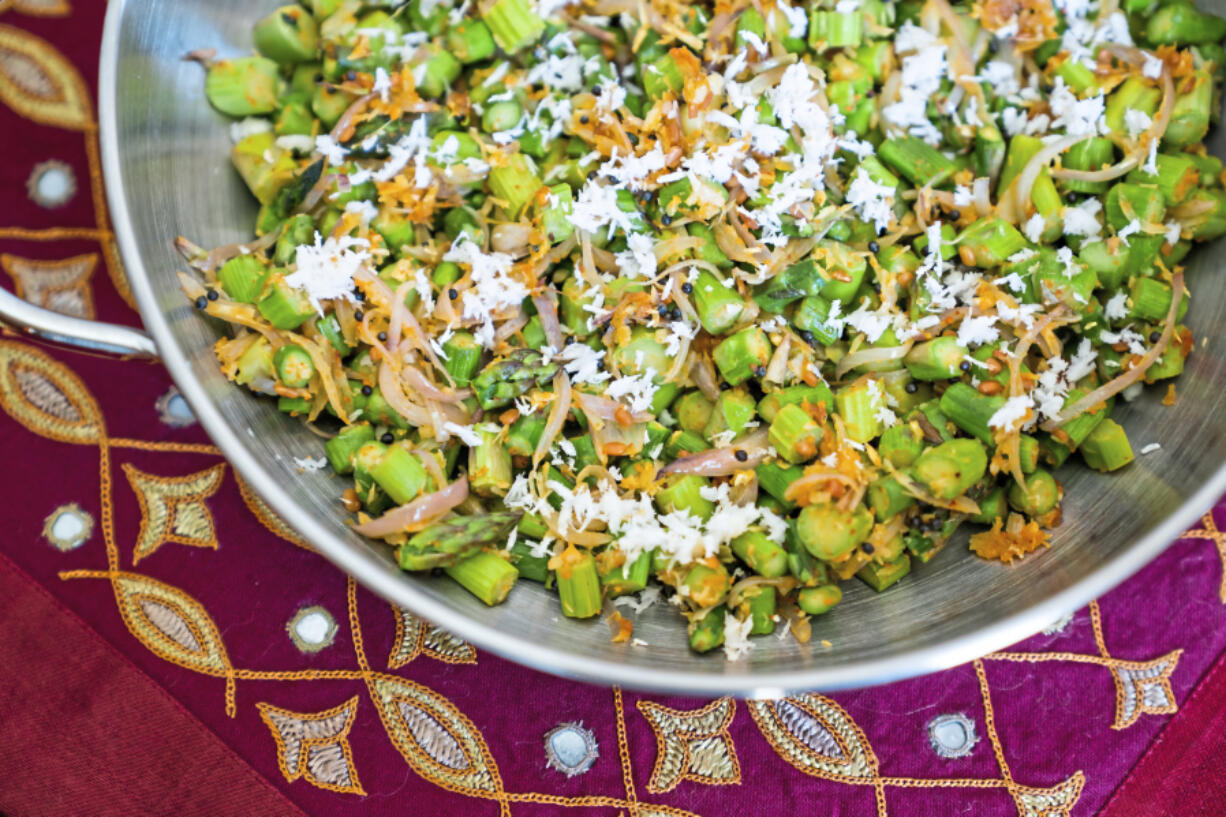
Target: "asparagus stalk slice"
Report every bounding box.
[878,136,957,187]
[857,555,911,592]
[796,585,842,615]
[1080,418,1135,472]
[488,155,542,218]
[809,10,863,49]
[253,5,319,63]
[754,462,803,509]
[399,512,522,571]
[674,391,715,434]
[913,438,989,500]
[905,337,966,381]
[552,547,603,618]
[1006,469,1060,517]
[878,422,924,468]
[445,551,519,605]
[218,255,269,303]
[796,503,874,560]
[509,540,551,583]
[868,474,916,521]
[757,383,835,422]
[601,549,654,596]
[969,487,1007,525]
[482,0,545,51]
[324,424,375,475]
[688,605,726,653]
[835,380,882,444]
[712,327,773,386]
[372,446,428,506]
[656,475,715,520]
[472,348,559,410]
[731,531,789,578]
[258,278,315,330]
[1147,5,1226,45]
[205,57,281,116]
[740,586,777,636]
[769,403,823,464]
[692,270,745,334]
[445,19,496,64]
[1060,138,1115,195]
[469,425,513,497]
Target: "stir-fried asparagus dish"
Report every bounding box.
[180,0,1226,657]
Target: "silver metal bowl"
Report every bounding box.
[36,0,1226,695]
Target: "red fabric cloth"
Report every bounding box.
[0,552,305,817]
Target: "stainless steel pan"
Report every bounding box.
[7,0,1223,696]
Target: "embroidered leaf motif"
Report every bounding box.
[369,674,502,796]
[0,0,73,17]
[236,474,311,552]
[748,694,877,782]
[637,697,740,794]
[389,606,476,668]
[122,463,225,564]
[1013,772,1085,817]
[0,340,102,443]
[257,696,365,795]
[1,253,96,319]
[110,572,231,677]
[0,23,90,129]
[1110,650,1182,730]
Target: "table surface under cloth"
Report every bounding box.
[3,4,1226,816]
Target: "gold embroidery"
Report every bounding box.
[0,23,90,129]
[2,252,96,318]
[101,234,136,310]
[987,601,1182,731]
[388,606,476,667]
[236,474,312,552]
[0,340,102,443]
[0,0,72,16]
[637,697,740,794]
[1013,774,1086,817]
[613,687,638,809]
[122,463,224,564]
[1109,653,1180,730]
[257,696,365,795]
[1183,512,1226,602]
[748,694,877,783]
[0,226,105,241]
[976,660,1087,815]
[368,673,504,797]
[61,569,238,715]
[41,501,93,550]
[109,437,219,455]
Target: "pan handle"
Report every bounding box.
[0,285,158,359]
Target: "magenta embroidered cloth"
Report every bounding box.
[2,4,1226,815]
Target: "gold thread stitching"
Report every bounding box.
[1,252,96,319]
[257,696,366,795]
[0,22,91,129]
[636,697,741,794]
[121,462,225,564]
